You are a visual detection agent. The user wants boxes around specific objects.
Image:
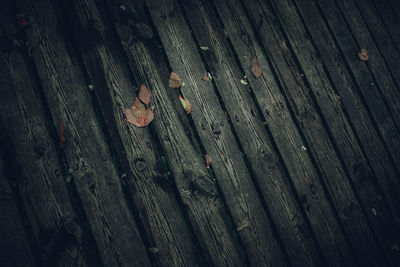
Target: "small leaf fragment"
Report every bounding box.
[251,58,262,78]
[138,84,151,105]
[179,95,192,116]
[16,13,28,28]
[202,75,211,81]
[301,145,307,151]
[358,48,369,61]
[240,79,248,85]
[200,46,209,50]
[236,218,250,231]
[59,121,66,148]
[371,208,377,216]
[204,154,211,168]
[66,175,72,183]
[169,72,183,88]
[149,247,159,254]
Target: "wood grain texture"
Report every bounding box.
[58,0,202,266]
[145,0,288,265]
[371,0,400,50]
[291,0,400,263]
[102,0,247,265]
[0,3,89,265]
[12,0,151,265]
[180,1,324,266]
[212,0,357,266]
[241,0,387,265]
[314,0,400,171]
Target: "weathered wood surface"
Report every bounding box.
[103,0,246,265]
[180,1,324,266]
[145,0,292,266]
[56,0,203,265]
[1,0,400,265]
[9,0,151,265]
[0,3,89,265]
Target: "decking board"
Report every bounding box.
[1,0,400,265]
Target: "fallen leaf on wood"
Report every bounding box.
[16,13,28,28]
[138,84,151,105]
[236,218,250,231]
[169,72,183,88]
[149,247,159,254]
[179,95,192,117]
[59,121,66,148]
[200,46,209,50]
[358,48,369,61]
[121,97,155,127]
[204,154,211,168]
[251,58,262,78]
[202,75,211,81]
[240,79,248,85]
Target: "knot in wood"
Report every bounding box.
[83,172,95,187]
[211,123,221,135]
[134,158,147,171]
[34,138,49,157]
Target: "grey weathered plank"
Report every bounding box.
[144,0,288,265]
[211,1,357,266]
[92,0,247,266]
[0,147,35,267]
[370,0,400,50]
[354,0,400,89]
[291,0,400,263]
[334,0,400,131]
[12,0,151,265]
[179,1,324,266]
[314,0,400,173]
[58,0,202,265]
[242,0,389,265]
[0,4,90,265]
[388,0,400,19]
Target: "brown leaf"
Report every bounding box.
[179,95,192,116]
[122,97,155,127]
[16,13,28,28]
[138,84,151,105]
[202,75,211,81]
[236,218,250,231]
[204,154,211,168]
[358,48,369,61]
[59,121,66,148]
[169,72,183,88]
[251,58,262,78]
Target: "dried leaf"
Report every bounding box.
[16,13,28,28]
[169,72,183,88]
[138,84,151,105]
[251,58,262,78]
[236,218,250,231]
[121,97,155,127]
[204,154,211,168]
[179,95,192,116]
[358,48,369,61]
[59,121,66,148]
[202,75,211,81]
[240,79,248,85]
[200,46,209,50]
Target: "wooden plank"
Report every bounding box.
[334,0,400,133]
[371,0,400,49]
[241,0,389,265]
[314,0,400,174]
[11,0,151,265]
[211,1,357,266]
[0,148,35,267]
[144,0,288,265]
[56,0,202,266]
[0,4,92,266]
[179,1,325,266]
[290,0,400,262]
[388,0,400,19]
[79,0,247,266]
